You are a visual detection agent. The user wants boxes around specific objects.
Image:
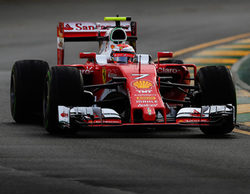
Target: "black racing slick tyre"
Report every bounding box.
[43,66,85,134]
[159,59,184,64]
[196,66,237,135]
[10,60,49,123]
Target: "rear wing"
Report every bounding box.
[57,19,137,65]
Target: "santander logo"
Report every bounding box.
[191,109,205,117]
[61,112,69,118]
[64,24,74,31]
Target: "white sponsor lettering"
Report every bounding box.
[64,22,131,32]
[138,104,157,107]
[136,90,152,94]
[80,66,94,74]
[136,100,157,104]
[134,93,156,97]
[132,74,149,79]
[157,68,179,74]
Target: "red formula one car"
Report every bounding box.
[10,16,237,135]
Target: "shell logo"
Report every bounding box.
[133,80,153,89]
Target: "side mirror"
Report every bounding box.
[157,52,173,65]
[157,52,173,59]
[79,52,96,59]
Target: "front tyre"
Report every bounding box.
[196,66,236,135]
[10,60,49,123]
[43,66,84,134]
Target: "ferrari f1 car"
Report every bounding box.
[10,16,237,135]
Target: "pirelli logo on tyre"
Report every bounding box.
[132,80,153,89]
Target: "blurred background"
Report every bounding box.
[1,1,250,194]
[1,0,250,67]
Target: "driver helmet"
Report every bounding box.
[111,44,135,63]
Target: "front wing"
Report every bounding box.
[58,104,235,129]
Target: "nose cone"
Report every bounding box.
[117,64,166,123]
[142,107,156,121]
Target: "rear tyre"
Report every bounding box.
[196,66,236,135]
[10,60,49,123]
[43,66,87,134]
[159,59,184,64]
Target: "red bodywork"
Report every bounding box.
[55,20,209,127]
[59,61,198,126]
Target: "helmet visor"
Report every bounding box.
[112,52,135,63]
[113,56,129,63]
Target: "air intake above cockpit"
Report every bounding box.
[110,28,127,43]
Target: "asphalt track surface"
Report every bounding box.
[1,0,250,193]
